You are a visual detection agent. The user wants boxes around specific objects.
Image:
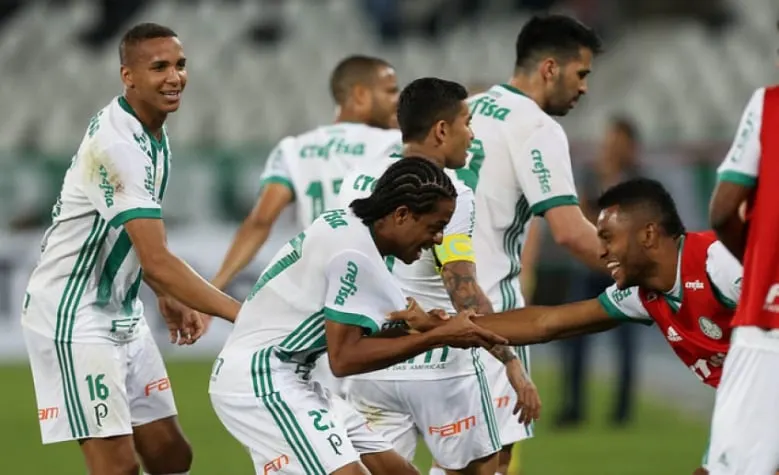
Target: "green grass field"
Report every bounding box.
[2,360,709,474]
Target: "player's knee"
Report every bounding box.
[139,431,193,473]
[81,436,140,475]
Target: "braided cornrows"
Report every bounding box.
[350,157,457,225]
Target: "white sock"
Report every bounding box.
[495,472,505,475]
[143,472,189,475]
[429,468,446,475]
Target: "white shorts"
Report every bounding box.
[24,326,177,444]
[344,370,502,470]
[310,354,346,398]
[482,345,534,447]
[707,328,779,475]
[210,351,391,475]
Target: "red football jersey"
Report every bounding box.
[638,232,734,387]
[734,85,779,330]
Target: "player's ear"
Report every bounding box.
[393,205,412,225]
[120,65,134,89]
[352,84,371,109]
[539,57,557,82]
[433,119,448,145]
[642,222,660,248]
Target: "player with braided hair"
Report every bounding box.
[209,156,506,475]
[338,77,538,475]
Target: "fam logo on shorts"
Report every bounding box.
[428,415,477,438]
[38,406,60,421]
[333,261,358,306]
[698,316,723,340]
[263,454,289,474]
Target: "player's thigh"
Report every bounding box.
[344,379,418,461]
[483,347,534,446]
[210,390,360,475]
[407,374,501,471]
[708,344,779,475]
[79,435,140,475]
[23,327,133,445]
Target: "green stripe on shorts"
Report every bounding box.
[256,348,327,475]
[473,350,502,451]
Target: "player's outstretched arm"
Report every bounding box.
[324,314,507,377]
[474,299,618,344]
[125,218,241,321]
[393,298,618,345]
[709,181,749,262]
[212,183,293,290]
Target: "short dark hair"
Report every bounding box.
[610,115,640,144]
[597,178,685,238]
[350,157,457,225]
[119,22,177,65]
[397,77,469,143]
[329,55,392,105]
[515,15,603,70]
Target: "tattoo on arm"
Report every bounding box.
[489,344,518,363]
[441,261,493,314]
[441,260,517,364]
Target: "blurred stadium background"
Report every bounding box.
[0,0,776,473]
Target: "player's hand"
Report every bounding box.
[158,296,206,345]
[505,359,541,426]
[388,297,450,332]
[428,310,507,348]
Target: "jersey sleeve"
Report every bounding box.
[259,137,296,196]
[716,88,765,188]
[706,241,743,309]
[434,186,476,266]
[323,250,407,335]
[82,142,161,229]
[597,284,654,326]
[510,124,580,216]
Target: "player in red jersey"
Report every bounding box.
[707,84,779,475]
[394,178,743,474]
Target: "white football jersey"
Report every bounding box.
[260,123,401,229]
[22,96,171,343]
[716,87,764,188]
[339,156,484,380]
[468,84,580,312]
[210,209,409,396]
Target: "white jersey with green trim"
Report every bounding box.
[339,156,484,380]
[259,123,402,230]
[22,96,171,344]
[210,209,408,396]
[468,84,580,312]
[715,87,764,188]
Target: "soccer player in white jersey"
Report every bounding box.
[210,55,401,292]
[339,78,540,475]
[208,157,507,475]
[21,23,241,475]
[465,15,604,474]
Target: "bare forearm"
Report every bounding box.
[473,300,617,346]
[488,344,518,363]
[145,253,241,322]
[212,221,271,290]
[329,331,443,377]
[561,223,606,273]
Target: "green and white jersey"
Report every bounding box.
[468,84,579,312]
[260,123,401,230]
[339,156,484,380]
[22,96,171,343]
[210,209,408,396]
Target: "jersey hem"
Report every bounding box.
[108,207,162,228]
[323,307,380,335]
[717,170,756,188]
[260,176,295,198]
[597,293,653,326]
[530,195,579,216]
